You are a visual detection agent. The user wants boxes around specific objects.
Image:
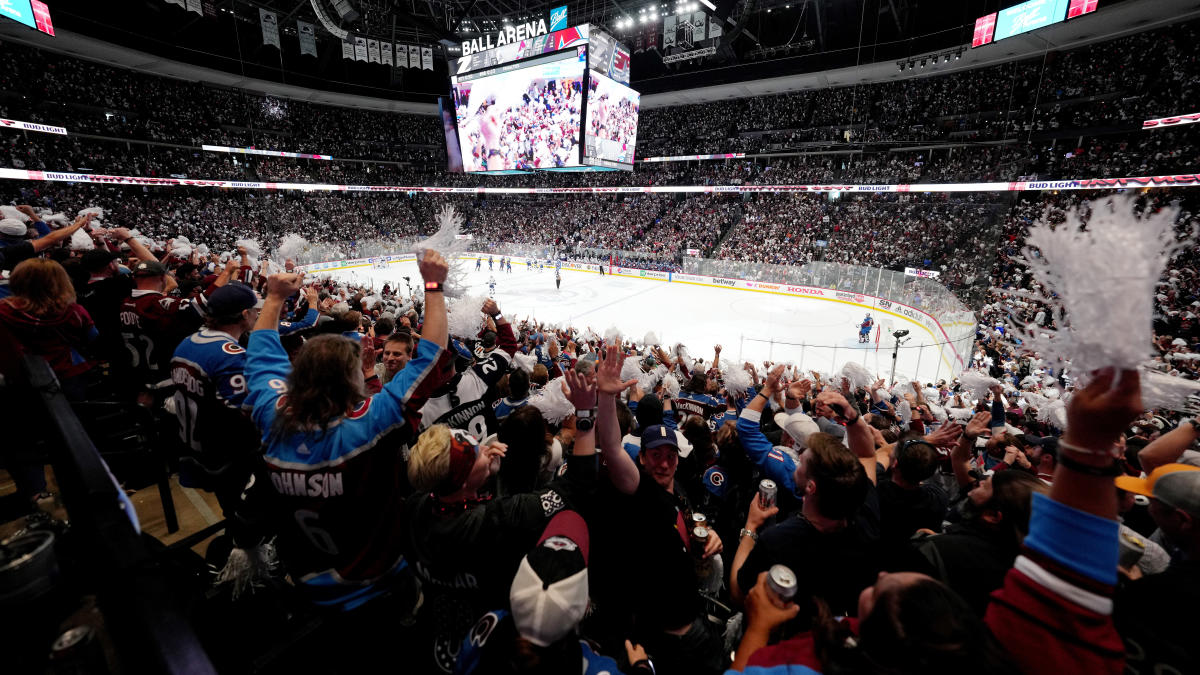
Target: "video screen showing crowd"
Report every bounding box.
[585,73,640,167]
[453,59,584,172]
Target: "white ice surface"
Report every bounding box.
[323,261,959,384]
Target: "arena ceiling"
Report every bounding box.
[36,0,1143,101]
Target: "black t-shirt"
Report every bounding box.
[897,520,1017,616]
[79,275,134,364]
[405,453,597,613]
[877,476,949,550]
[737,483,882,617]
[588,472,701,636]
[1116,560,1200,675]
[0,240,34,270]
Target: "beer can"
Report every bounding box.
[759,479,778,509]
[692,512,707,529]
[691,526,709,555]
[50,626,109,675]
[1118,529,1146,569]
[766,564,797,603]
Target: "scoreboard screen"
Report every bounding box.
[972,0,1097,48]
[1067,0,1098,19]
[972,13,997,48]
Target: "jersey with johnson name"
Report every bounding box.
[244,329,450,610]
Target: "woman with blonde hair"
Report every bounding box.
[0,257,98,398]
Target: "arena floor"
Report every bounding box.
[325,261,960,384]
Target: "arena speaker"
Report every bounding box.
[330,0,360,23]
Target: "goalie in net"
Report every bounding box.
[370,257,389,270]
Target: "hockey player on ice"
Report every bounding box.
[555,269,562,290]
[488,275,497,298]
[475,258,482,271]
[858,314,874,343]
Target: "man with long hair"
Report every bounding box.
[239,250,451,611]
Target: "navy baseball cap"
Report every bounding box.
[208,283,263,317]
[641,425,680,453]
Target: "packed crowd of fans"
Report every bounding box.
[2,15,1200,675]
[1,190,1198,675]
[638,19,1200,157]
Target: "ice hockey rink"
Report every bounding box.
[324,261,964,384]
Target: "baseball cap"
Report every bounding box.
[81,248,120,272]
[1115,463,1200,503]
[207,283,263,317]
[132,260,168,277]
[509,510,589,647]
[1150,467,1200,517]
[774,412,821,449]
[640,424,693,458]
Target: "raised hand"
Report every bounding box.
[1064,368,1142,453]
[815,390,853,420]
[597,344,637,395]
[963,411,992,439]
[564,368,598,411]
[481,298,500,317]
[761,364,786,395]
[924,421,963,448]
[417,249,448,284]
[265,272,305,300]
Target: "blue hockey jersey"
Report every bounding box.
[244,329,449,609]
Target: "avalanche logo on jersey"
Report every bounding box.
[222,342,245,355]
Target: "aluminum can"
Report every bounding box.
[759,479,778,509]
[766,564,797,603]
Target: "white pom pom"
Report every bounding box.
[77,206,105,220]
[414,205,472,298]
[275,233,309,262]
[839,362,876,392]
[1140,369,1200,413]
[1050,402,1068,430]
[68,228,94,251]
[721,363,753,397]
[446,294,488,338]
[890,380,916,399]
[513,352,538,373]
[643,331,660,347]
[235,238,263,258]
[530,377,576,425]
[42,212,70,226]
[927,404,948,423]
[662,373,681,398]
[196,243,210,256]
[874,388,890,401]
[212,539,278,600]
[957,371,1001,400]
[0,205,29,222]
[947,407,974,422]
[603,326,622,344]
[897,400,912,426]
[621,355,643,384]
[1009,195,1191,374]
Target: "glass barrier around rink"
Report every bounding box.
[684,257,977,381]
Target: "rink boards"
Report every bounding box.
[298,252,971,377]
